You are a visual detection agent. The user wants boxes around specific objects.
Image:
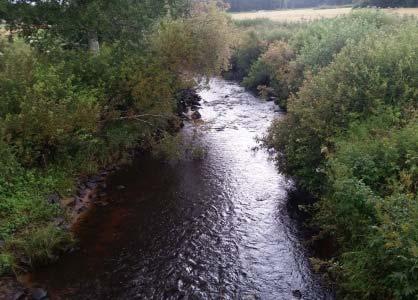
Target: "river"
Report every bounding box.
[28,78,333,300]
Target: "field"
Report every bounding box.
[230,7,418,22]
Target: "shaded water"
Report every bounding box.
[29,79,333,299]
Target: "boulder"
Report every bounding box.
[31,288,48,300]
[292,289,302,299]
[47,193,60,204]
[191,111,202,120]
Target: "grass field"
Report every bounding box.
[230,7,418,22]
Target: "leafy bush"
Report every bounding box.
[224,31,266,81]
[291,10,397,72]
[317,118,418,299]
[243,41,302,108]
[266,21,418,193]
[264,14,418,299]
[228,11,400,110]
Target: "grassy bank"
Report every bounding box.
[228,10,418,299]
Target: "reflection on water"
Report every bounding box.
[29,79,333,299]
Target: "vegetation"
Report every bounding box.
[355,0,418,7]
[229,11,397,109]
[228,9,417,299]
[0,1,233,276]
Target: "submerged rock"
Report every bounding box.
[191,111,202,120]
[292,289,302,299]
[13,291,26,300]
[31,288,48,300]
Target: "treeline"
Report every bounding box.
[0,1,233,276]
[225,0,418,10]
[356,0,418,7]
[227,11,417,299]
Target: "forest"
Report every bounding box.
[0,0,417,299]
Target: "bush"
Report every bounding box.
[225,31,266,80]
[291,10,397,72]
[243,41,302,108]
[317,119,418,299]
[264,14,418,299]
[266,22,418,193]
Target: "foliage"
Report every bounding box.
[355,0,418,7]
[229,10,397,109]
[243,40,302,107]
[226,19,301,81]
[0,2,233,276]
[151,2,234,80]
[1,0,190,51]
[291,10,396,72]
[262,14,418,299]
[266,21,418,192]
[317,118,418,299]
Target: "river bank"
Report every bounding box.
[16,78,333,299]
[0,88,204,300]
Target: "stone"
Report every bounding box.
[47,193,60,204]
[53,217,65,226]
[191,111,202,120]
[85,181,96,189]
[13,291,26,300]
[292,289,302,299]
[61,197,75,207]
[77,206,87,214]
[31,288,48,300]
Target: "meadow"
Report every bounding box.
[230,7,418,21]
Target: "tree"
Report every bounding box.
[355,0,418,7]
[1,0,190,53]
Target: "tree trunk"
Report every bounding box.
[88,30,100,55]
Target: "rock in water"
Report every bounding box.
[31,288,48,300]
[191,111,201,120]
[292,289,302,299]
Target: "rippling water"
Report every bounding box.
[28,79,333,299]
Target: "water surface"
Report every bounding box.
[30,79,332,300]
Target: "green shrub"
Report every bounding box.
[266,21,418,193]
[225,31,266,80]
[243,41,302,108]
[291,10,397,72]
[317,119,418,299]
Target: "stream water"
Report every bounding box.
[28,79,333,300]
